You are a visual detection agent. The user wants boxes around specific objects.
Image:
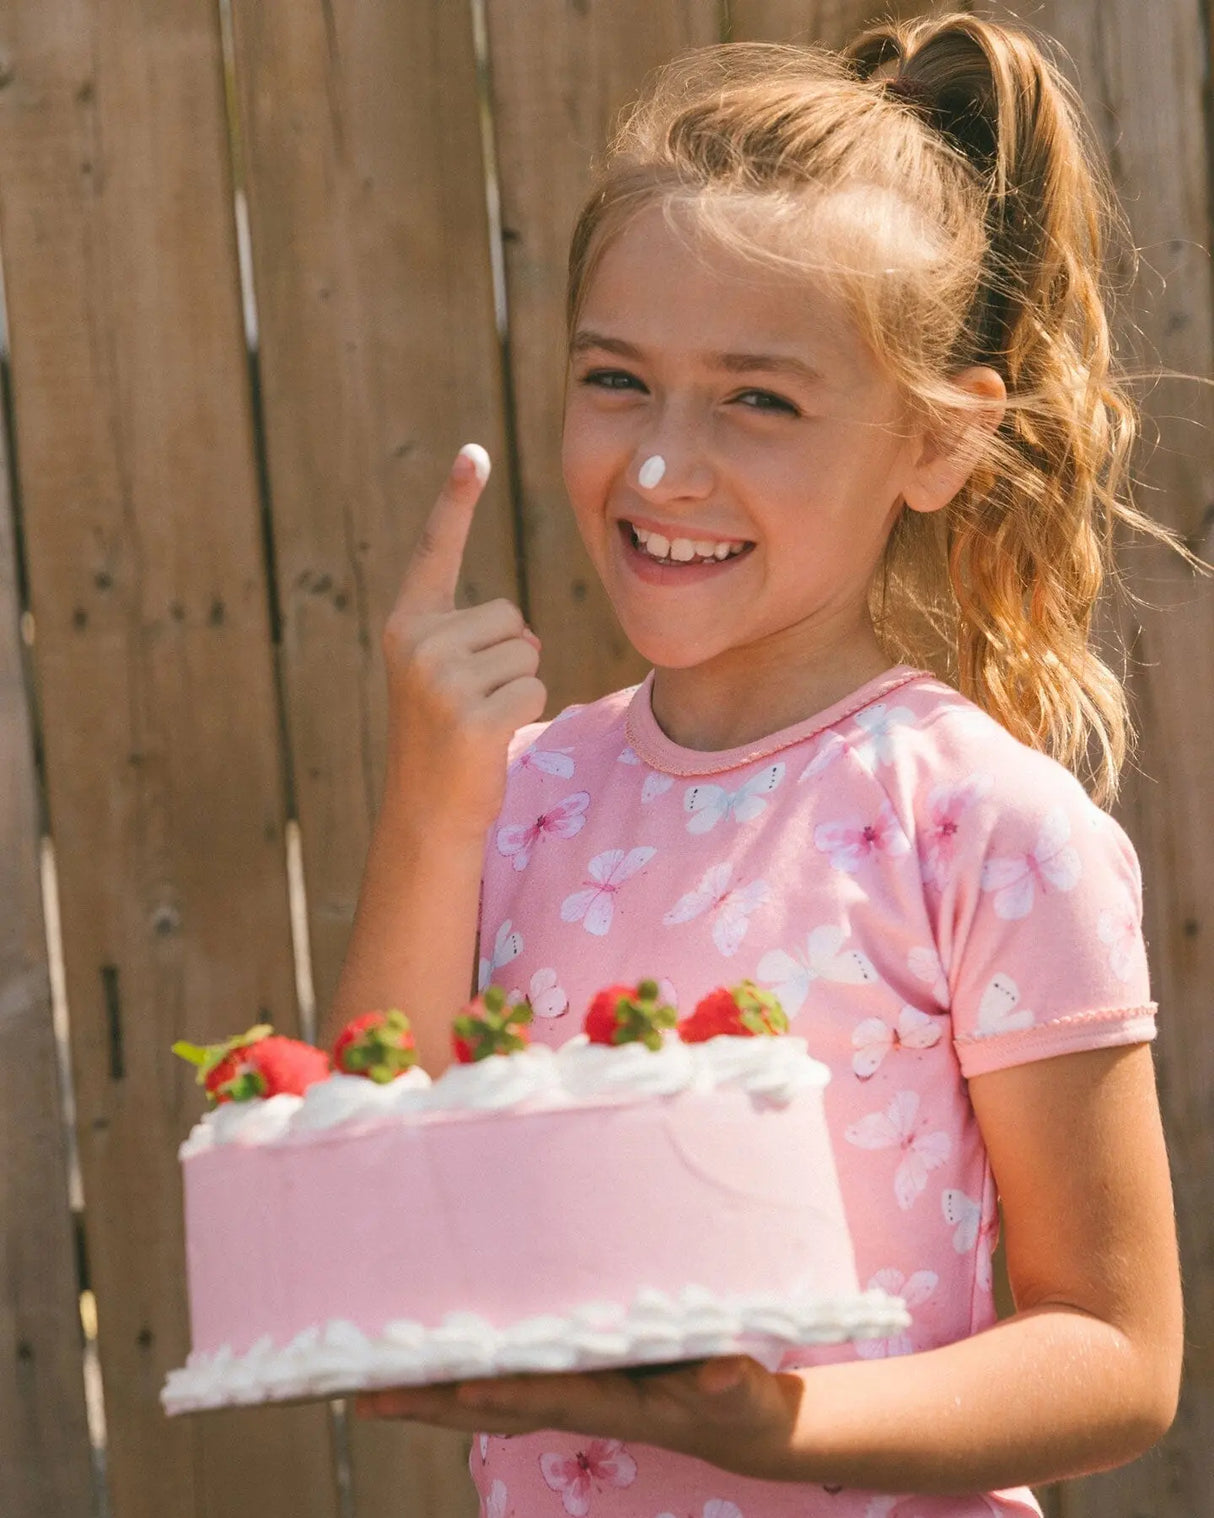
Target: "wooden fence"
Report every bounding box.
[0,1,1210,1514]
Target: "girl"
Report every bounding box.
[331,13,1184,1515]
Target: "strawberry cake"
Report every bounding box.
[162,983,907,1413]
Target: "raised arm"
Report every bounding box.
[323,446,546,1074]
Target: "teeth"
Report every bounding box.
[631,524,746,564]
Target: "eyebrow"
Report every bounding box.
[569,329,824,386]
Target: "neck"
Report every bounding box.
[648,620,896,752]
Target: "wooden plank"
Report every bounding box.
[728,0,939,46]
[483,0,723,715]
[222,0,519,1511]
[0,4,340,1516]
[0,306,97,1518]
[1017,2,1214,1508]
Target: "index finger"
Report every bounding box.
[399,444,491,613]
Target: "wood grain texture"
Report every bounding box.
[1016,0,1214,1504]
[0,285,97,1518]
[728,0,945,47]
[0,1,339,1514]
[224,0,515,1510]
[482,0,722,715]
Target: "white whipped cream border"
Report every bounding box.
[180,1035,831,1157]
[162,1284,907,1413]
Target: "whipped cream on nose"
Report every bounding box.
[638,455,666,489]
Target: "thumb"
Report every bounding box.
[398,444,491,614]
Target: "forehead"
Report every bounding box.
[574,192,935,383]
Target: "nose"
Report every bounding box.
[630,437,714,501]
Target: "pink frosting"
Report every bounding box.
[183,1084,859,1357]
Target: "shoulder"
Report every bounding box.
[833,674,1137,866]
[506,684,639,768]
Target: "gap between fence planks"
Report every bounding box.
[223,0,516,1510]
[0,310,97,1517]
[0,1,340,1515]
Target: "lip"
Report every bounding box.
[620,514,752,549]
[616,519,755,585]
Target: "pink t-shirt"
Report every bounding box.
[470,664,1156,1518]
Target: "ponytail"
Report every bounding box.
[848,14,1190,803]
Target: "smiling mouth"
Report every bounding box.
[623,521,754,566]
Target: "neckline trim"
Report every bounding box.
[624,665,930,776]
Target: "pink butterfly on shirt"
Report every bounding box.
[477,919,522,991]
[539,1440,637,1516]
[814,799,911,872]
[855,1267,938,1358]
[560,847,656,936]
[979,805,1081,919]
[943,1174,999,1292]
[512,745,575,779]
[507,967,568,1020]
[907,945,950,1008]
[656,1504,744,1518]
[845,1090,951,1210]
[662,862,770,957]
[684,763,785,833]
[918,772,993,888]
[851,1005,943,1078]
[974,972,1034,1037]
[496,791,590,872]
[1097,904,1139,981]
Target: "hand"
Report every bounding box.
[381,445,546,838]
[353,1356,803,1480]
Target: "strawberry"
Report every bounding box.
[173,1024,331,1104]
[583,979,676,1051]
[676,981,790,1043]
[452,986,532,1063]
[332,1010,417,1083]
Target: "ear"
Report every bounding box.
[900,366,1007,515]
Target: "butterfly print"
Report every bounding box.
[496,791,590,871]
[560,847,656,937]
[853,702,916,765]
[641,770,675,803]
[484,1478,507,1518]
[684,763,785,834]
[757,925,879,1016]
[814,799,911,872]
[508,967,568,1020]
[657,1503,744,1518]
[907,945,949,1008]
[798,730,845,782]
[918,773,993,888]
[512,745,575,779]
[662,863,770,957]
[477,919,522,991]
[974,973,1034,1037]
[617,745,641,765]
[855,1268,937,1358]
[539,1439,637,1516]
[1097,905,1139,981]
[979,805,1081,919]
[943,1175,998,1292]
[851,1005,943,1079]
[845,1090,951,1210]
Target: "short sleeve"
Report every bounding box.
[942,765,1156,1079]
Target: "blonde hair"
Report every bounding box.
[565,13,1193,803]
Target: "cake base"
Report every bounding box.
[162,1282,907,1413]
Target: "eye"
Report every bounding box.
[578,369,645,392]
[734,389,799,416]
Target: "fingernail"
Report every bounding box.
[456,443,491,486]
[522,627,541,649]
